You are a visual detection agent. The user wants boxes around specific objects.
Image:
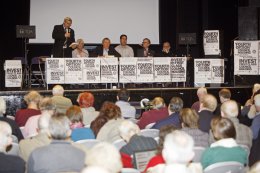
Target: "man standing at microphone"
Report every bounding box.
[52,17,75,57]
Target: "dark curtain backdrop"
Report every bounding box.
[0,0,240,89]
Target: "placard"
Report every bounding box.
[46,58,65,84]
[5,60,22,87]
[100,58,118,83]
[119,58,137,83]
[153,57,171,82]
[203,30,220,55]
[234,40,259,75]
[82,58,101,83]
[170,57,187,82]
[64,58,83,83]
[211,59,225,83]
[136,58,154,83]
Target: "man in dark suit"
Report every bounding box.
[136,38,155,57]
[52,17,75,57]
[92,38,121,57]
[155,41,176,57]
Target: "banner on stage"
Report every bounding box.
[170,57,187,82]
[64,58,83,83]
[46,58,65,84]
[119,58,137,83]
[153,57,171,82]
[82,58,100,83]
[194,59,224,83]
[136,58,154,83]
[100,58,118,83]
[5,60,22,87]
[203,30,220,55]
[234,40,259,75]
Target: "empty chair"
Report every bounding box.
[192,146,206,162]
[140,129,159,138]
[204,161,245,173]
[6,143,19,156]
[121,168,140,173]
[29,56,48,88]
[145,122,155,129]
[76,139,100,149]
[113,139,127,150]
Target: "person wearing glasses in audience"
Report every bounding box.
[72,39,89,58]
[93,38,121,58]
[115,34,134,57]
[136,38,155,57]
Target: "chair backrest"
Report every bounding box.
[204,161,245,173]
[75,139,100,149]
[121,168,140,173]
[113,139,127,150]
[192,146,206,162]
[133,149,157,172]
[145,122,155,129]
[6,143,19,156]
[140,129,159,138]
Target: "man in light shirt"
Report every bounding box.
[115,34,134,57]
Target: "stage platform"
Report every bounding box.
[0,86,252,117]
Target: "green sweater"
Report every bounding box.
[201,146,247,169]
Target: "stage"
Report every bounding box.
[1,86,252,117]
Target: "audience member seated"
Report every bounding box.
[85,142,122,173]
[72,38,89,58]
[90,115,108,137]
[119,120,158,167]
[201,117,247,169]
[78,92,99,126]
[66,105,95,142]
[15,91,42,127]
[249,130,260,167]
[137,97,169,129]
[155,41,175,57]
[191,87,207,112]
[214,88,231,116]
[19,114,51,162]
[95,102,124,143]
[23,97,55,138]
[143,125,177,173]
[148,130,202,173]
[0,121,25,173]
[115,88,136,119]
[51,85,72,114]
[180,108,209,148]
[92,37,121,57]
[152,97,183,129]
[209,100,253,148]
[115,34,134,57]
[248,161,260,173]
[27,114,86,173]
[0,97,23,141]
[136,38,155,57]
[198,94,217,133]
[250,94,260,140]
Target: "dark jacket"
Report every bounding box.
[92,46,121,57]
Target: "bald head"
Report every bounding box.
[197,87,207,101]
[52,85,64,96]
[221,100,239,118]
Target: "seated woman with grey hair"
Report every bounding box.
[137,97,169,129]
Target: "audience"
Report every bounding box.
[250,94,260,140]
[201,117,247,169]
[198,94,217,133]
[137,97,169,129]
[0,121,25,173]
[51,85,73,114]
[0,97,23,141]
[15,90,42,127]
[191,87,207,112]
[27,114,86,173]
[115,88,136,119]
[23,97,56,138]
[66,105,95,142]
[209,100,253,148]
[248,161,260,173]
[78,92,99,126]
[214,88,232,116]
[152,97,183,129]
[85,142,122,173]
[180,108,209,148]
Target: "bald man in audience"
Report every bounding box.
[209,100,253,148]
[51,85,72,114]
[191,87,207,112]
[0,121,25,173]
[198,94,217,133]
